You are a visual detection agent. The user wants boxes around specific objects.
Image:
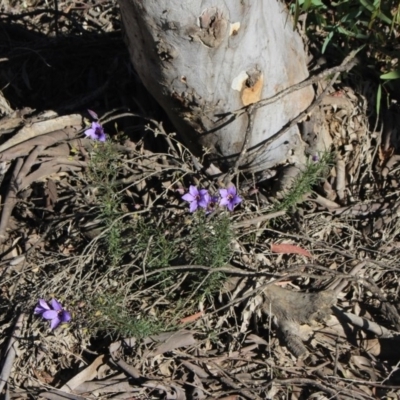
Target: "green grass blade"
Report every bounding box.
[376,83,382,117]
[380,70,400,80]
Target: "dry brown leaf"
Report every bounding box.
[192,374,206,399]
[39,389,87,400]
[271,243,312,258]
[159,359,173,377]
[75,379,136,395]
[142,381,186,400]
[335,158,346,201]
[109,337,137,354]
[181,360,209,378]
[145,331,197,357]
[33,369,53,384]
[60,355,106,392]
[360,337,381,356]
[378,145,394,164]
[180,311,204,324]
[230,344,258,358]
[245,333,269,346]
[45,179,58,210]
[351,355,378,381]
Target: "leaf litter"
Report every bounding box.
[0,0,400,399]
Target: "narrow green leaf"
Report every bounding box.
[321,30,334,54]
[359,0,392,24]
[337,26,369,39]
[380,70,400,80]
[359,0,375,13]
[376,83,382,117]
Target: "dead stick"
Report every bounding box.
[0,146,43,244]
[332,305,398,338]
[0,313,25,393]
[16,145,45,187]
[0,158,23,244]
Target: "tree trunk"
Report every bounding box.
[118,0,314,174]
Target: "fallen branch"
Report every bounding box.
[332,305,400,338]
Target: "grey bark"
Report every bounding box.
[118,0,314,173]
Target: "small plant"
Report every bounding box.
[275,152,333,211]
[88,140,126,265]
[190,211,234,297]
[134,218,179,285]
[90,294,165,339]
[84,131,240,336]
[291,0,399,53]
[192,212,233,269]
[181,184,240,297]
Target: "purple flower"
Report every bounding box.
[312,154,320,162]
[182,185,210,212]
[84,122,106,142]
[34,299,71,331]
[206,195,219,214]
[219,185,242,212]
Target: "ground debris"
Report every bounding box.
[0,0,400,399]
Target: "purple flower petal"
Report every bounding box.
[219,197,230,207]
[188,185,199,196]
[227,186,237,196]
[182,193,195,202]
[51,299,63,311]
[219,188,228,198]
[34,299,51,314]
[42,310,58,320]
[84,122,106,142]
[232,196,242,206]
[198,192,211,208]
[198,189,209,196]
[85,128,94,138]
[50,317,61,331]
[60,311,71,323]
[189,202,198,213]
[34,307,44,315]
